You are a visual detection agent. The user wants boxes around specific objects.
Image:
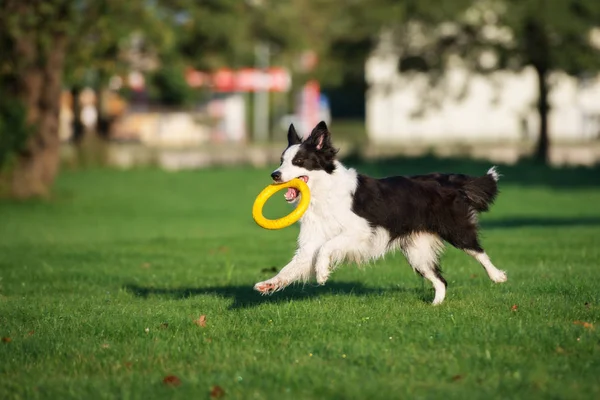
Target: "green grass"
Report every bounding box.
[1,158,599,400]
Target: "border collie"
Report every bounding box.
[254,121,507,304]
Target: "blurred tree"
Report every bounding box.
[0,0,72,197]
[0,0,152,197]
[386,0,600,164]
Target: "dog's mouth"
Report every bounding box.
[284,176,308,202]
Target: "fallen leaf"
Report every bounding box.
[27,330,35,336]
[140,262,151,269]
[163,375,181,386]
[1,337,11,343]
[556,346,565,354]
[511,304,518,312]
[194,315,207,327]
[205,338,213,343]
[573,321,594,329]
[470,274,478,279]
[210,385,225,398]
[209,246,229,255]
[159,322,169,329]
[261,267,278,273]
[124,362,133,369]
[101,343,110,349]
[451,374,464,382]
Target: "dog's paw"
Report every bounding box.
[490,270,508,283]
[316,272,329,286]
[254,280,281,295]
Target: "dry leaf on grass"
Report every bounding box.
[511,304,518,312]
[451,374,464,382]
[210,246,229,255]
[140,262,151,269]
[2,337,11,343]
[210,385,225,398]
[573,321,594,329]
[194,315,207,327]
[101,343,110,349]
[163,375,182,386]
[28,330,35,336]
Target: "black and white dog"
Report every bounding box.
[254,121,507,304]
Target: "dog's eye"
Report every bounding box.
[294,158,304,165]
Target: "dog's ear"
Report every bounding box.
[306,121,332,150]
[287,124,302,146]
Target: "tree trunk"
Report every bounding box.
[525,16,551,165]
[534,65,550,165]
[9,34,68,199]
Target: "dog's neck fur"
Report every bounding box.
[299,160,359,242]
[305,160,357,204]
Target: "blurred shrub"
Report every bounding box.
[147,63,196,107]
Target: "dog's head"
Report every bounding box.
[271,121,338,203]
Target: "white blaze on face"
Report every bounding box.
[274,145,303,182]
[273,144,308,203]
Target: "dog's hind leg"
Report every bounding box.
[443,224,507,283]
[401,233,447,305]
[254,250,314,295]
[464,249,507,283]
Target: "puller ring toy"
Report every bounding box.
[252,178,310,230]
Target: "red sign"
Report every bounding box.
[185,68,209,88]
[267,67,291,92]
[213,68,236,92]
[186,67,291,92]
[236,68,257,92]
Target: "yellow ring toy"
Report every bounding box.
[252,178,310,230]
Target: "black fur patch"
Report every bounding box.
[290,121,338,174]
[351,172,499,252]
[280,124,303,164]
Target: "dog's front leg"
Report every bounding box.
[314,235,358,285]
[254,250,314,295]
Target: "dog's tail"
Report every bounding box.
[463,167,500,213]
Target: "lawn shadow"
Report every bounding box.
[124,281,422,309]
[483,216,600,229]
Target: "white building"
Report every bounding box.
[366,33,600,145]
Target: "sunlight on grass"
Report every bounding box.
[1,161,599,399]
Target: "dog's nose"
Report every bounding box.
[271,171,282,182]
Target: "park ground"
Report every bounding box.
[1,156,599,399]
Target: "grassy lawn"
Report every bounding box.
[1,157,599,399]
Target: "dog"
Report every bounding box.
[254,121,507,304]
